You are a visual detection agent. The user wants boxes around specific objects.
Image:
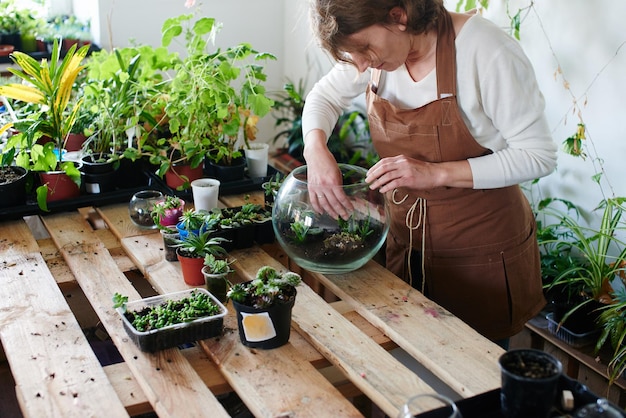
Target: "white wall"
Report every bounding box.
[475,0,626,228]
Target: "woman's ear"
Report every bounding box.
[389,6,408,25]
[388,6,408,31]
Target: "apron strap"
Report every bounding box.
[370,68,382,94]
[436,11,457,99]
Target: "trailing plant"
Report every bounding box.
[226,265,301,309]
[595,286,626,387]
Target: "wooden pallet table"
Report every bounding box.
[0,192,503,418]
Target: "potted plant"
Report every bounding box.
[157,13,276,184]
[202,253,235,303]
[226,265,301,349]
[176,208,209,239]
[151,195,185,227]
[174,230,228,286]
[0,144,29,208]
[261,171,284,208]
[219,201,272,249]
[538,197,626,340]
[0,39,90,210]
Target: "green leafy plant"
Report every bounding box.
[290,220,310,243]
[262,172,284,197]
[538,197,626,324]
[146,13,276,175]
[595,287,626,387]
[113,290,220,332]
[338,214,374,241]
[203,253,235,275]
[0,39,90,210]
[174,230,228,259]
[226,265,301,309]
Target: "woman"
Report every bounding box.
[302,0,557,343]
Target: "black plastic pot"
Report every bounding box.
[232,295,296,349]
[204,156,246,182]
[0,166,29,208]
[499,349,562,418]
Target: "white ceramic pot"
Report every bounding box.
[191,178,220,211]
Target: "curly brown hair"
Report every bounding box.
[310,0,446,64]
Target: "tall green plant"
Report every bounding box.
[156,13,276,172]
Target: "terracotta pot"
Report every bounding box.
[165,164,203,190]
[176,249,206,286]
[39,170,80,202]
[64,133,87,152]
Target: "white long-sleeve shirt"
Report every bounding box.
[302,13,557,189]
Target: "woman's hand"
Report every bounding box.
[303,130,354,219]
[365,155,474,193]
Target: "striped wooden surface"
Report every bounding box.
[0,190,503,417]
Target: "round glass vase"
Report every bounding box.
[272,164,389,274]
[129,190,164,229]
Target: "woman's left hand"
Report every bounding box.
[365,155,474,193]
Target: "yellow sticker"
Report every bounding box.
[241,312,276,342]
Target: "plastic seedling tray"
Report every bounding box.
[546,313,600,348]
[117,288,227,352]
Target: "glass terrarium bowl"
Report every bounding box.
[272,164,389,274]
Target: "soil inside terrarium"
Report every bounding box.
[275,218,386,265]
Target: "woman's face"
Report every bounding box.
[343,23,411,73]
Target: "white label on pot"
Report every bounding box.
[85,182,100,194]
[241,312,276,342]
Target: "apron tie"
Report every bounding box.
[391,189,427,292]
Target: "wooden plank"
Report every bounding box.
[200,311,364,418]
[42,212,230,418]
[308,260,504,398]
[229,245,440,417]
[97,205,364,417]
[0,220,129,418]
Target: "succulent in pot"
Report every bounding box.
[174,230,228,286]
[227,265,301,349]
[202,253,235,302]
[151,195,185,227]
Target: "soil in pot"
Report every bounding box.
[499,349,562,418]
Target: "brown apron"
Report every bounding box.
[366,11,545,340]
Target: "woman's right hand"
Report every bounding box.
[303,130,353,219]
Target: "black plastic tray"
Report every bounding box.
[146,164,279,201]
[413,375,624,417]
[0,170,162,220]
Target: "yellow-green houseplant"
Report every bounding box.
[0,39,90,210]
